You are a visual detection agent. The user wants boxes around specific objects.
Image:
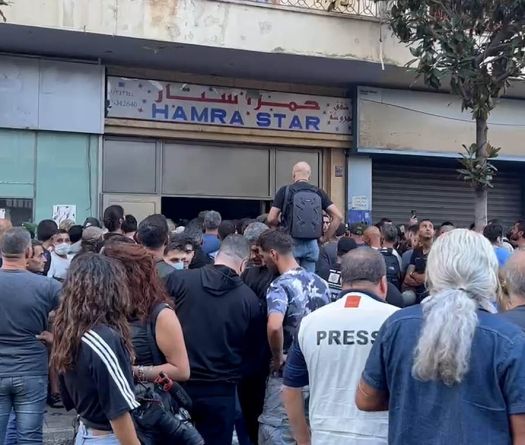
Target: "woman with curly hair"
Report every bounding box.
[51,253,141,445]
[102,242,190,382]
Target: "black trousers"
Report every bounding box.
[237,371,268,444]
[185,381,236,445]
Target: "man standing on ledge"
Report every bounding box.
[268,162,343,272]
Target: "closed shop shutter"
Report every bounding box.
[372,159,523,229]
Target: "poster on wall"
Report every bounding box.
[107,77,352,135]
[53,205,76,226]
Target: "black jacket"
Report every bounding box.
[166,265,264,384]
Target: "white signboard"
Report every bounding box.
[351,195,369,210]
[107,77,352,135]
[52,205,76,226]
[0,209,5,219]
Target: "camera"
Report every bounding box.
[134,375,204,445]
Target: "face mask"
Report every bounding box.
[169,261,185,271]
[54,243,70,256]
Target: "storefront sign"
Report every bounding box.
[107,77,352,135]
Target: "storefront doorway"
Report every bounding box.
[161,197,270,224]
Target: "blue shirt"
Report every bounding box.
[495,246,512,268]
[202,234,221,255]
[0,270,61,377]
[362,304,525,445]
[266,267,331,354]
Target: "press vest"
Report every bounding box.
[297,291,399,445]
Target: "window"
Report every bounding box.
[0,199,33,226]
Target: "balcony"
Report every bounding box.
[231,0,382,18]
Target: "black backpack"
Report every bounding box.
[380,248,401,290]
[283,186,323,240]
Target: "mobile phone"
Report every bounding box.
[410,210,417,219]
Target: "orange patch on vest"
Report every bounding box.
[344,295,361,308]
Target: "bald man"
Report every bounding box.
[268,162,343,272]
[363,226,381,249]
[500,251,525,330]
[0,218,12,267]
[0,219,12,238]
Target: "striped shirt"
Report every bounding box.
[59,324,139,431]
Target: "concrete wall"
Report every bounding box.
[357,87,525,158]
[5,0,411,66]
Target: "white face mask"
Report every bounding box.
[54,243,70,256]
[169,261,185,271]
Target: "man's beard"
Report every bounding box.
[266,260,278,274]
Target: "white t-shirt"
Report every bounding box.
[47,251,72,281]
[292,291,399,445]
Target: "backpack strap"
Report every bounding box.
[147,302,171,366]
[282,185,291,226]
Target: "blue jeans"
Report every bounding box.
[293,239,319,273]
[75,423,120,445]
[4,410,16,445]
[0,376,47,444]
[258,376,309,445]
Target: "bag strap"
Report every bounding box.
[282,185,291,223]
[147,302,171,366]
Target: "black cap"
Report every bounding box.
[349,223,367,236]
[337,237,357,257]
[83,217,101,229]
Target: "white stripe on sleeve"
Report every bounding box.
[82,330,139,410]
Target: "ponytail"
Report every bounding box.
[412,289,478,386]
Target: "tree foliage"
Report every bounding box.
[0,0,9,22]
[376,0,525,189]
[381,1,525,119]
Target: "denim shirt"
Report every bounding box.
[362,304,525,445]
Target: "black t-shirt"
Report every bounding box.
[241,265,278,306]
[59,324,140,431]
[43,249,52,276]
[273,182,333,232]
[189,246,213,269]
[410,247,429,299]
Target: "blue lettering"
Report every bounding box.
[152,104,169,119]
[274,113,286,128]
[172,106,188,121]
[229,111,244,126]
[256,112,271,128]
[289,115,303,130]
[211,108,227,124]
[190,107,209,123]
[306,116,320,131]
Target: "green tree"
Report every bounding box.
[376,0,525,229]
[0,0,9,22]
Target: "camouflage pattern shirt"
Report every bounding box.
[266,267,331,354]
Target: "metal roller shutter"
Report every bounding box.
[372,160,523,229]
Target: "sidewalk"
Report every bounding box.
[44,407,76,445]
[43,408,241,444]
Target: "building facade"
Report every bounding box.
[0,0,524,226]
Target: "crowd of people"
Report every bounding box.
[1,161,525,445]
